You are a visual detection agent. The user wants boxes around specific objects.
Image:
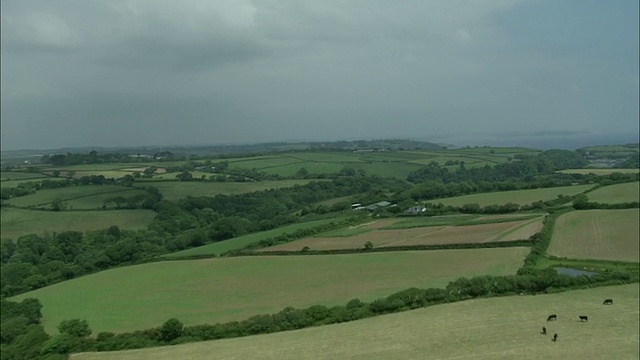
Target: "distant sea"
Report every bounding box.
[431,132,639,150]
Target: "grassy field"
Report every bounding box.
[4,185,142,209]
[427,184,594,207]
[0,171,49,181]
[558,168,640,175]
[548,209,640,262]
[143,180,318,201]
[165,218,349,257]
[586,182,640,204]
[11,248,529,334]
[70,284,639,360]
[0,208,156,240]
[218,148,541,179]
[262,217,544,251]
[0,177,68,189]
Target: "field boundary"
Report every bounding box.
[164,240,533,261]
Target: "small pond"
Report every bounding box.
[554,267,597,277]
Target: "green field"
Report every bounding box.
[548,209,640,262]
[586,182,640,204]
[559,168,640,175]
[70,283,639,360]
[0,177,68,189]
[427,184,594,207]
[11,248,529,334]
[165,218,348,257]
[0,208,156,240]
[0,171,49,181]
[4,185,142,209]
[146,179,319,201]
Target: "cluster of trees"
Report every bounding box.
[0,227,173,296]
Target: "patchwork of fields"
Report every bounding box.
[70,284,640,360]
[165,217,349,257]
[144,179,319,201]
[11,248,529,334]
[4,185,145,209]
[426,184,594,207]
[261,216,544,252]
[548,209,640,262]
[0,207,156,240]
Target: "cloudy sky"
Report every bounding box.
[1,0,638,150]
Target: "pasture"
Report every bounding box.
[548,209,640,262]
[165,218,348,257]
[558,168,640,175]
[11,248,529,334]
[586,182,640,204]
[0,177,68,189]
[0,208,156,240]
[70,284,639,360]
[220,148,541,179]
[262,217,543,251]
[0,171,49,181]
[426,184,594,207]
[4,185,143,209]
[146,179,319,201]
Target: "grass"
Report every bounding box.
[548,209,640,262]
[0,177,68,189]
[0,171,49,181]
[165,218,348,257]
[0,208,156,240]
[558,168,640,175]
[69,283,639,360]
[145,180,320,201]
[586,182,640,204]
[4,185,140,209]
[11,248,529,334]
[426,184,594,207]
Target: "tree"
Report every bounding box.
[160,318,183,342]
[51,198,66,212]
[363,241,374,250]
[57,319,91,337]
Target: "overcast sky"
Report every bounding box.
[1,0,638,151]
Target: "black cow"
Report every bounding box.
[541,326,547,335]
[546,314,557,321]
[552,333,558,342]
[579,315,589,322]
[603,299,613,305]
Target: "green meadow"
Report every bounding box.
[70,284,639,360]
[586,182,640,204]
[4,185,141,209]
[165,218,348,257]
[146,179,319,201]
[0,207,156,240]
[0,171,49,181]
[12,248,529,334]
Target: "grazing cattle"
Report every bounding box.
[603,299,613,305]
[552,333,558,342]
[546,314,557,321]
[541,326,547,335]
[579,315,589,322]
